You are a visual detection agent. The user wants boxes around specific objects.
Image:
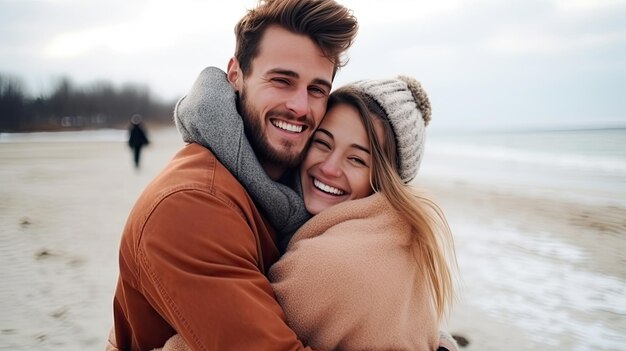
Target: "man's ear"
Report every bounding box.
[226,57,242,91]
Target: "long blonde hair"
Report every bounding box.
[327,87,458,321]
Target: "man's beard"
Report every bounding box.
[238,90,307,169]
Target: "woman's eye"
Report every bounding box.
[313,139,331,150]
[349,157,367,167]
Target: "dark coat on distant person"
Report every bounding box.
[128,123,149,149]
[128,119,149,169]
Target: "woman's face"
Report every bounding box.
[300,103,383,215]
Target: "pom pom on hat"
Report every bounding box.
[350,75,431,183]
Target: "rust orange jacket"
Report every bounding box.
[112,143,316,351]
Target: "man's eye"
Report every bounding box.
[309,87,327,97]
[272,78,290,86]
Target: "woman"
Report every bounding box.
[109,71,457,350]
[268,77,457,350]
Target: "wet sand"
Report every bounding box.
[419,177,626,350]
[1,127,624,350]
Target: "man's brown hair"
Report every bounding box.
[234,0,358,78]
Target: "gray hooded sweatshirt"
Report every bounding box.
[174,66,310,246]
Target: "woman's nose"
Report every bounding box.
[319,155,342,178]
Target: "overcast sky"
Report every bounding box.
[2,0,625,131]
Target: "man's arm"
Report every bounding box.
[138,189,316,351]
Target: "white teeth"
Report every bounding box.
[273,120,303,133]
[313,178,345,195]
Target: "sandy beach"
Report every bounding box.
[1,126,625,350]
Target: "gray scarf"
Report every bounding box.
[174,66,310,243]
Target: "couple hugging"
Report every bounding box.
[108,0,458,350]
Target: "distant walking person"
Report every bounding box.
[128,114,149,169]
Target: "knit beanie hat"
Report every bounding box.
[350,76,431,183]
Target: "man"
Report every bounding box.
[111,1,459,350]
[111,0,358,350]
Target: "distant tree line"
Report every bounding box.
[0,73,177,132]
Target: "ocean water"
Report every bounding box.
[3,126,625,206]
[421,127,626,206]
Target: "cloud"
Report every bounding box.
[2,0,625,129]
[478,0,626,56]
[342,0,465,26]
[554,0,626,13]
[484,28,626,55]
[42,0,253,59]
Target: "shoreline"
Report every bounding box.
[418,176,626,277]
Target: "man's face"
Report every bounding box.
[229,25,335,171]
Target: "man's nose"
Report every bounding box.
[285,87,309,117]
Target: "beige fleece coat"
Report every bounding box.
[269,193,439,351]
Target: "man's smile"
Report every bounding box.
[271,119,305,133]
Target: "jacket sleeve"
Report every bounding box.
[136,189,317,351]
